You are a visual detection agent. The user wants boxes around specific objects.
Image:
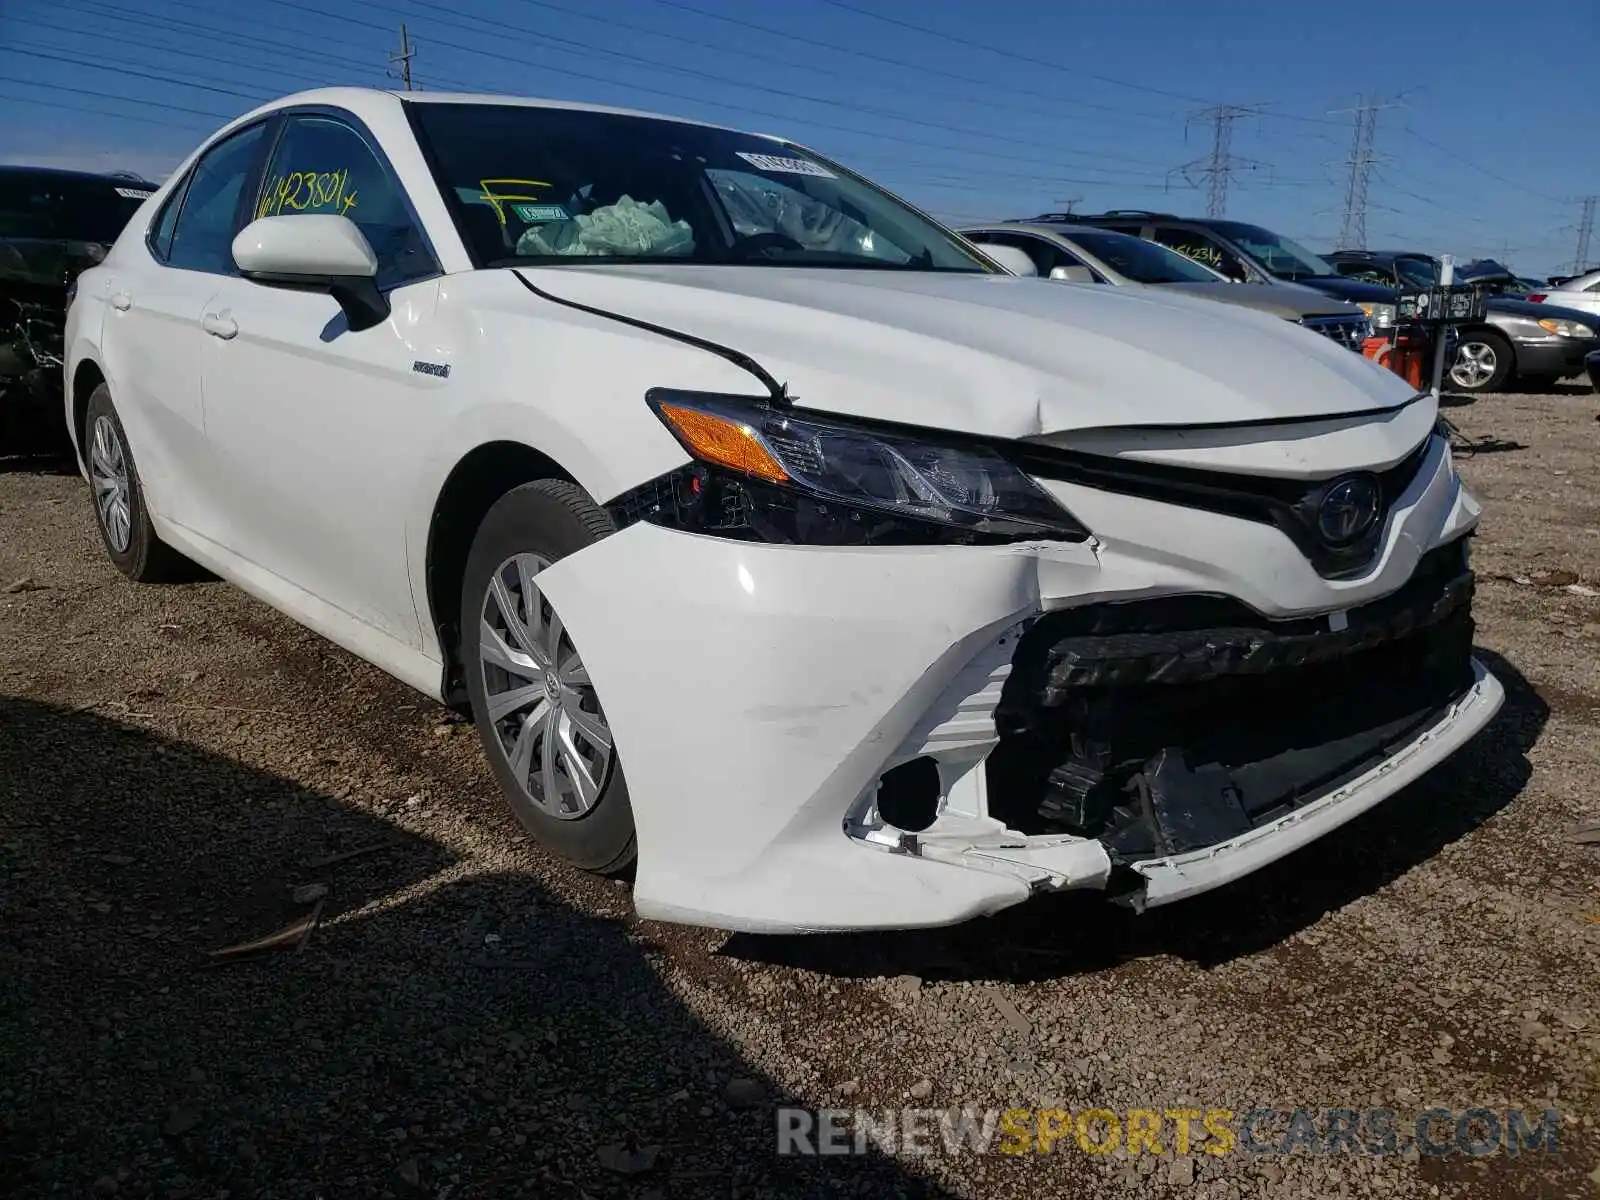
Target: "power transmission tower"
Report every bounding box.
[1572,196,1597,274]
[1335,106,1376,250]
[388,23,415,91]
[1175,105,1264,218]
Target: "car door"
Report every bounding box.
[96,122,270,520]
[195,110,442,648]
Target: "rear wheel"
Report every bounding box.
[83,384,190,582]
[1447,331,1513,393]
[460,479,636,875]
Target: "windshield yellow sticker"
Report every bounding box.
[478,179,552,225]
[256,168,357,219]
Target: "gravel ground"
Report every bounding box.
[2,386,1599,1199]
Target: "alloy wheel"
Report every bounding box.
[1449,341,1498,390]
[89,415,132,553]
[478,552,614,819]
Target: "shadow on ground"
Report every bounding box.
[727,649,1546,985]
[0,697,957,1199]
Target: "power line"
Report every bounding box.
[813,0,1215,104]
[362,0,1172,168]
[497,0,1166,131]
[1176,104,1264,218]
[636,0,1184,121]
[57,0,419,84]
[0,46,270,104]
[1400,126,1563,204]
[0,74,235,123]
[7,20,358,96]
[243,0,1176,177]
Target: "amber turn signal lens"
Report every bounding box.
[656,403,791,485]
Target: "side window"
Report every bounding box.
[255,116,433,289]
[1152,227,1245,281]
[1334,262,1393,286]
[167,124,268,275]
[1587,281,1600,293]
[969,231,1064,276]
[148,178,189,262]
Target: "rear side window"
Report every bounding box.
[1152,226,1246,282]
[1334,262,1393,286]
[969,231,1086,277]
[0,173,150,242]
[167,123,269,275]
[254,115,434,289]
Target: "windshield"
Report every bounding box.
[1067,229,1224,284]
[1207,221,1334,281]
[0,173,153,243]
[1393,257,1440,288]
[407,103,991,272]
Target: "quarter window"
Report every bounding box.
[166,123,269,275]
[255,116,433,289]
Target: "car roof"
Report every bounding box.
[1555,268,1600,289]
[961,220,1110,237]
[222,85,756,139]
[0,163,159,188]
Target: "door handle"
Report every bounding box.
[110,293,132,311]
[202,312,238,340]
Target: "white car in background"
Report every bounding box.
[960,219,1375,351]
[64,87,1502,933]
[1528,268,1600,320]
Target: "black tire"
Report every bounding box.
[82,384,190,583]
[460,479,636,875]
[1447,330,1514,394]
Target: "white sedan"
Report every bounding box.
[64,87,1503,933]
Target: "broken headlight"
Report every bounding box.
[633,389,1089,546]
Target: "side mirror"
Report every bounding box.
[232,215,389,332]
[977,243,1038,277]
[1048,264,1096,284]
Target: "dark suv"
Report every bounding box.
[1,165,157,446]
[1070,211,1401,330]
[1326,250,1599,393]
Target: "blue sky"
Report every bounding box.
[0,0,1594,274]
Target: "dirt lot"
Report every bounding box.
[2,387,1599,1199]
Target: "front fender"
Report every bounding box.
[403,275,765,664]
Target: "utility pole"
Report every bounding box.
[388,23,415,91]
[1175,105,1263,218]
[1055,196,1082,215]
[1572,196,1597,275]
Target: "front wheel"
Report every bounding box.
[459,479,636,875]
[1447,331,1513,393]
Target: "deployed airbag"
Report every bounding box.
[514,195,695,258]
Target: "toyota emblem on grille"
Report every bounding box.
[1317,476,1382,545]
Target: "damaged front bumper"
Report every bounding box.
[533,434,1502,933]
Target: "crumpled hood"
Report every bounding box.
[515,264,1417,439]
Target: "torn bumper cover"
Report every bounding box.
[534,496,1502,933]
[988,539,1496,906]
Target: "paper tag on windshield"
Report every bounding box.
[114,187,154,200]
[510,203,569,222]
[734,152,836,179]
